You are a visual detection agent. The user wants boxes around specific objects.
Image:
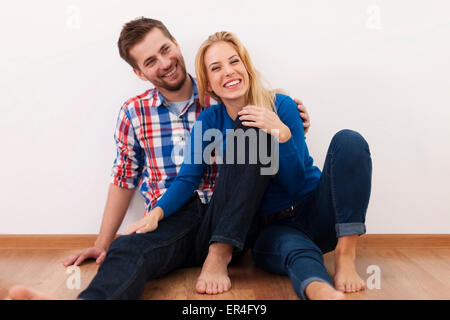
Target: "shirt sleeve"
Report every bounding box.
[276,95,308,195]
[111,105,145,189]
[155,113,210,218]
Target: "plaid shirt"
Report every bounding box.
[111,76,217,214]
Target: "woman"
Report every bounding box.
[135,31,372,300]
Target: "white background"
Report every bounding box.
[0,0,449,234]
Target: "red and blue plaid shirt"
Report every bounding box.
[111,76,217,214]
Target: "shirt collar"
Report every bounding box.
[153,74,198,109]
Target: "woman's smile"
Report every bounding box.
[204,41,249,106]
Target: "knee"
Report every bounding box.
[331,129,371,159]
[108,234,142,256]
[284,243,324,267]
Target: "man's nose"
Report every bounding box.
[159,56,172,70]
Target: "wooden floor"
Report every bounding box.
[0,234,449,300]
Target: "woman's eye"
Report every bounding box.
[231,59,239,64]
[211,66,220,71]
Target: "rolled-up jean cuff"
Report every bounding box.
[210,235,244,252]
[335,223,366,237]
[299,277,332,300]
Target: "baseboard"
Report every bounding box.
[0,235,99,249]
[0,234,449,249]
[357,234,450,248]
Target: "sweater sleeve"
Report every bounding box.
[275,95,308,195]
[155,113,211,218]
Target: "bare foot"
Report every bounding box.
[195,243,233,295]
[7,286,52,300]
[305,281,345,300]
[334,251,366,293]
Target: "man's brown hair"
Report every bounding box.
[118,17,174,69]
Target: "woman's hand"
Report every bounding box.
[238,105,292,143]
[123,207,164,235]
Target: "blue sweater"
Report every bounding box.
[156,94,321,217]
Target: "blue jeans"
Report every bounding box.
[78,119,273,299]
[252,129,372,300]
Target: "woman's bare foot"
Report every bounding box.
[334,251,366,293]
[305,281,345,300]
[195,243,233,295]
[7,286,52,300]
[334,235,366,293]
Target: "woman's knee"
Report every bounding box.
[331,129,371,159]
[283,241,324,267]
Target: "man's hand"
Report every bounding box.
[294,98,310,135]
[62,246,107,267]
[123,207,164,235]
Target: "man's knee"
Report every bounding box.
[108,234,143,255]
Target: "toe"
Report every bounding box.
[217,282,224,294]
[212,282,218,295]
[345,283,352,293]
[225,280,232,292]
[361,280,367,290]
[334,282,345,292]
[196,280,206,294]
[206,282,213,295]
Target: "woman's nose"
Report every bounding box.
[223,65,235,76]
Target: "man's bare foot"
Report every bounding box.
[7,286,52,300]
[195,243,233,295]
[305,281,345,300]
[334,251,366,293]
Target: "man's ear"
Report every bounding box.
[133,68,147,82]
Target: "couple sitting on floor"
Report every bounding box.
[8,17,372,300]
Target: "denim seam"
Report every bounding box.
[110,217,201,299]
[140,217,201,256]
[298,276,331,300]
[110,221,201,300]
[211,235,244,250]
[335,222,366,237]
[328,151,341,229]
[253,250,331,301]
[110,255,145,300]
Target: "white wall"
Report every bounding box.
[1,0,449,234]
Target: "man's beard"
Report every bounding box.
[155,59,188,92]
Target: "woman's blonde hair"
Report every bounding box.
[195,31,275,111]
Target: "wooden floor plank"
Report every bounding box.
[1,234,449,249]
[0,245,449,300]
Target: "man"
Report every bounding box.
[8,17,310,299]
